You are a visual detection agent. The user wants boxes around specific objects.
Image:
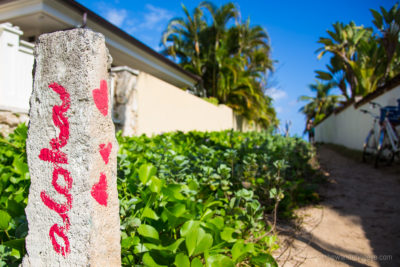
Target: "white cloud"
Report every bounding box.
[266,88,287,101]
[127,4,173,33]
[143,4,173,30]
[105,8,128,27]
[96,3,173,51]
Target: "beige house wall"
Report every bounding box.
[135,72,235,136]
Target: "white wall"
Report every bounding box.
[0,23,34,112]
[315,85,400,151]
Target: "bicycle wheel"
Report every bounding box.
[375,130,395,168]
[362,130,377,163]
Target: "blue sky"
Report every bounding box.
[76,0,396,136]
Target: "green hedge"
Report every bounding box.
[0,125,319,266]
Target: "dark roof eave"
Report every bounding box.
[58,0,201,84]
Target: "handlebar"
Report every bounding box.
[360,108,379,119]
[370,102,382,109]
[364,100,400,123]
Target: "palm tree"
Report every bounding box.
[199,1,238,98]
[370,4,400,80]
[315,4,400,100]
[316,22,372,98]
[298,81,342,128]
[315,56,349,100]
[161,2,277,128]
[349,37,386,95]
[161,4,207,94]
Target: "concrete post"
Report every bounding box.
[22,29,120,266]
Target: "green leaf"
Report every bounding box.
[126,217,141,228]
[12,157,29,176]
[134,243,148,253]
[139,164,157,185]
[370,9,383,29]
[193,230,213,256]
[121,236,136,249]
[220,227,237,243]
[200,209,214,221]
[250,253,278,267]
[206,254,234,267]
[165,238,185,253]
[149,176,163,193]
[269,188,284,200]
[2,238,25,252]
[142,207,159,220]
[142,252,167,267]
[162,208,179,227]
[207,216,224,230]
[162,184,184,201]
[180,220,200,237]
[6,200,25,218]
[0,210,11,230]
[144,243,159,250]
[138,224,159,240]
[186,226,213,256]
[191,258,203,267]
[315,70,332,81]
[185,227,198,256]
[231,240,248,262]
[175,253,190,267]
[170,203,186,217]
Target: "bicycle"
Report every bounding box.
[361,98,400,168]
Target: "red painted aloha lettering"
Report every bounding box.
[39,82,72,257]
[49,224,70,257]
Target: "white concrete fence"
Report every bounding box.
[315,84,400,151]
[0,23,34,112]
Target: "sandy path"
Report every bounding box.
[276,146,400,267]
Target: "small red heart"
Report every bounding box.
[99,142,112,165]
[91,173,108,206]
[92,80,108,116]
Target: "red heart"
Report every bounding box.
[99,142,112,165]
[91,173,108,206]
[92,80,108,116]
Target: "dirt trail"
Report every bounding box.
[276,146,400,267]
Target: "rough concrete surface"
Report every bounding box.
[22,29,120,266]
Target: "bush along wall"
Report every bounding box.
[0,125,320,266]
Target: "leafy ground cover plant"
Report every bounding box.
[117,130,319,266]
[0,125,320,266]
[0,124,29,266]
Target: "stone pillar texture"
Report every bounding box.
[22,29,120,266]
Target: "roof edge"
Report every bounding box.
[58,0,201,84]
[315,73,400,127]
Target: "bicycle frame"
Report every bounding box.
[378,118,399,152]
[361,109,380,153]
[362,99,400,167]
